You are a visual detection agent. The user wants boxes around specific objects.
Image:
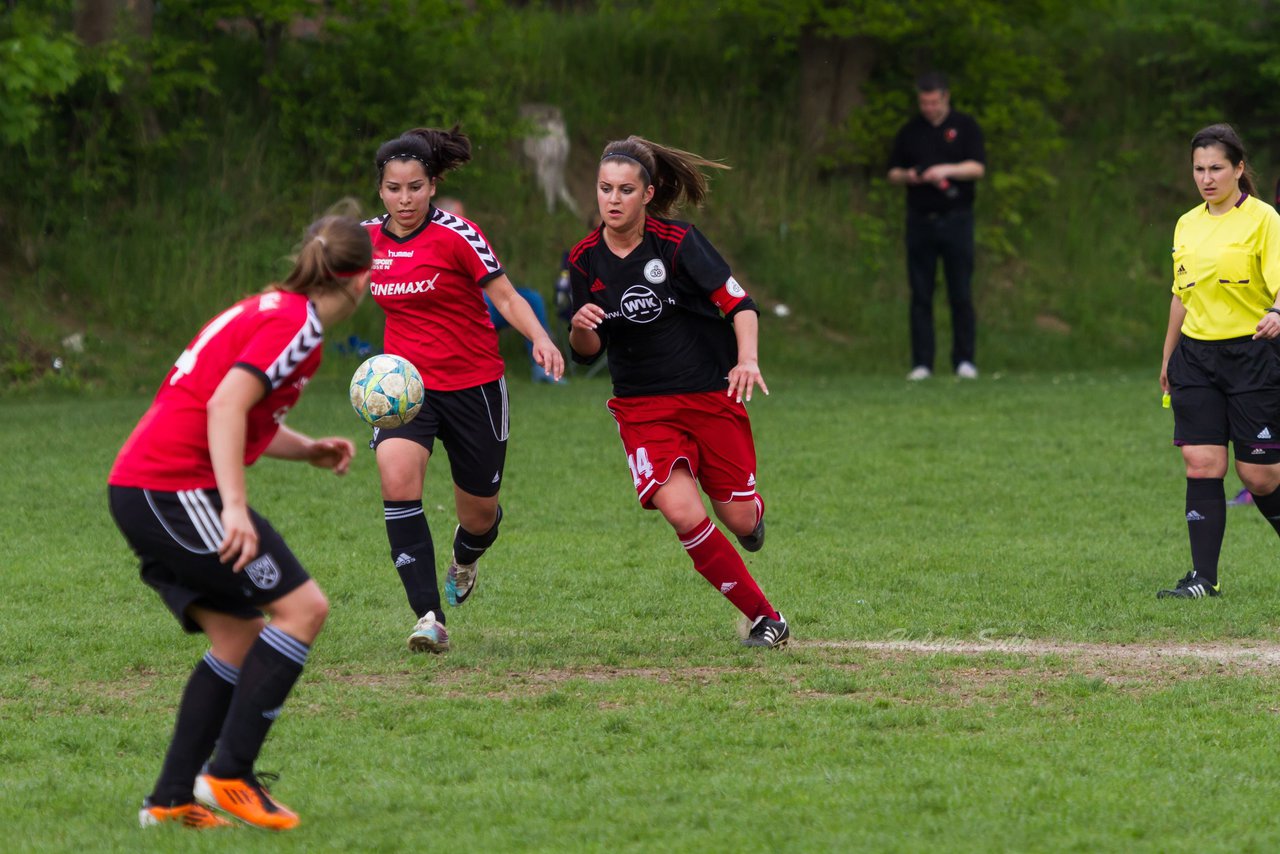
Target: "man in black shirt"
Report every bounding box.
[888,71,986,380]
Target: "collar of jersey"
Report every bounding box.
[380,211,432,244]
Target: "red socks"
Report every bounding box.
[679,517,777,621]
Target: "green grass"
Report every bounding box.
[6,370,1280,851]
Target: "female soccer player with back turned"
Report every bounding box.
[567,135,790,648]
[109,215,373,830]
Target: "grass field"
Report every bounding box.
[7,368,1280,852]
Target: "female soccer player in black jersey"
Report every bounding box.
[1159,123,1280,599]
[567,135,789,648]
[364,127,564,652]
[109,216,373,830]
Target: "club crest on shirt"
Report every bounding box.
[620,285,664,324]
[244,553,282,590]
[643,259,667,284]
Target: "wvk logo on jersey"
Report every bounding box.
[619,285,665,324]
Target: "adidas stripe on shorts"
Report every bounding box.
[1168,334,1280,464]
[369,377,509,497]
[108,485,311,633]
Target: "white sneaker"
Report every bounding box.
[407,611,450,653]
[906,366,932,381]
[955,361,978,379]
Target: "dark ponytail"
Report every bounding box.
[599,135,729,218]
[375,125,472,183]
[1191,123,1257,197]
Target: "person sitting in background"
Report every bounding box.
[436,196,564,384]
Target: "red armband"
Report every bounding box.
[710,276,749,314]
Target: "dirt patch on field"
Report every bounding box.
[313,638,1280,705]
[803,637,1280,671]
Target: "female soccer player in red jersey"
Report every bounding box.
[108,216,374,830]
[364,127,564,652]
[567,135,790,648]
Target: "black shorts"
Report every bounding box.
[108,485,311,633]
[1168,334,1280,463]
[369,377,509,497]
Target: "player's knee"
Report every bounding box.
[269,585,329,642]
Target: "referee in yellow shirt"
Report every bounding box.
[1159,123,1280,599]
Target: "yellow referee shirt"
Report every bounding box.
[1172,194,1280,340]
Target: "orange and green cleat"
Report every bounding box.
[195,773,300,831]
[139,799,233,829]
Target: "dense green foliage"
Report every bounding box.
[4,1,1280,391]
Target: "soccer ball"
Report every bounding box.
[349,354,424,428]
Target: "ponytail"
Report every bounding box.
[599,135,729,218]
[375,125,472,183]
[278,212,372,297]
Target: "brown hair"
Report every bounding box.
[375,125,472,182]
[599,135,729,218]
[278,214,372,296]
[1191,123,1257,197]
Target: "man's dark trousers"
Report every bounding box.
[906,208,976,371]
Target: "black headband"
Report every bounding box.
[602,152,651,185]
[379,152,432,175]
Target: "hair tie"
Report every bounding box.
[315,235,327,247]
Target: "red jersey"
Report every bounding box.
[364,206,506,391]
[109,290,325,491]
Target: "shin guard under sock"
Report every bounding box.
[149,652,238,804]
[207,626,308,780]
[1186,477,1225,585]
[454,505,503,566]
[385,500,442,619]
[1250,485,1280,539]
[680,517,778,621]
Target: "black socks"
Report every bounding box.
[385,500,442,619]
[1185,477,1226,585]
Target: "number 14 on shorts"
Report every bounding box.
[628,447,654,486]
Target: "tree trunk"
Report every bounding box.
[797,29,877,152]
[74,0,153,45]
[74,0,159,142]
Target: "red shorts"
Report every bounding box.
[607,391,759,508]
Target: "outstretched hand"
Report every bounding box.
[307,437,356,476]
[727,359,768,403]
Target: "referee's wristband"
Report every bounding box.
[1267,307,1280,316]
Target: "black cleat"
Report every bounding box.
[743,613,790,648]
[736,518,765,552]
[1157,572,1220,599]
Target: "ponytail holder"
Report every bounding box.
[315,235,328,247]
[334,264,371,278]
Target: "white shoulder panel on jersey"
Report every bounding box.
[263,302,324,389]
[361,214,388,227]
[431,208,502,275]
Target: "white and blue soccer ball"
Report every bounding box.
[349,354,424,428]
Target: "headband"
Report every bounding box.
[378,152,432,174]
[333,264,371,278]
[602,152,651,184]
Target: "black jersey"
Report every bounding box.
[888,109,985,214]
[568,217,757,398]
